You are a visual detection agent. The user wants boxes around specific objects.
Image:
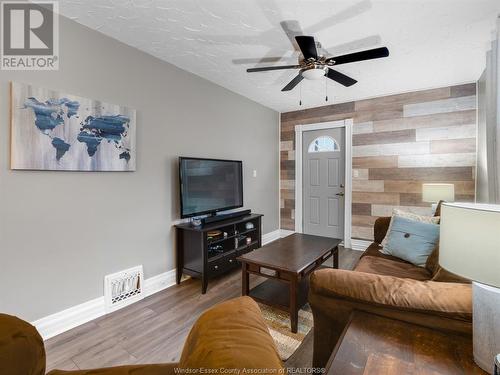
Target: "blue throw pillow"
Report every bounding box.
[383,216,440,267]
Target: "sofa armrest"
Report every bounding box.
[48,364,179,375]
[373,217,391,244]
[309,269,472,367]
[0,314,46,375]
[179,296,283,371]
[311,269,471,320]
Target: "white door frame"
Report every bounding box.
[294,119,353,248]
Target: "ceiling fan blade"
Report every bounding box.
[282,74,304,91]
[306,0,372,34]
[327,69,357,87]
[280,20,304,51]
[295,36,318,60]
[327,47,389,65]
[325,35,382,56]
[247,64,301,73]
[233,56,294,65]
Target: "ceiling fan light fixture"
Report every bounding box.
[301,66,327,80]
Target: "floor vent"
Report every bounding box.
[104,265,144,313]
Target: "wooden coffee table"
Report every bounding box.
[237,233,340,333]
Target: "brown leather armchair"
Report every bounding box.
[0,297,283,375]
[309,214,472,368]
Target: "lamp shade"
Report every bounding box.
[422,183,455,203]
[440,202,500,287]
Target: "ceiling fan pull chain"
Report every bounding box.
[325,78,328,102]
[299,81,302,106]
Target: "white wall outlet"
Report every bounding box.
[253,170,257,178]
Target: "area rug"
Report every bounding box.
[258,303,314,361]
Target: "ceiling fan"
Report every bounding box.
[246,35,389,92]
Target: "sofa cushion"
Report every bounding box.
[423,245,470,283]
[425,244,440,276]
[354,256,432,281]
[432,267,471,284]
[361,243,412,265]
[179,296,283,372]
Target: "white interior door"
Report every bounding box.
[302,128,345,239]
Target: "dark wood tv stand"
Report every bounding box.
[175,213,263,294]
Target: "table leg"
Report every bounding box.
[242,262,249,296]
[201,274,208,294]
[176,229,183,284]
[176,268,182,285]
[333,246,339,269]
[290,276,298,333]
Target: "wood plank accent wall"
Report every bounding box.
[280,84,477,240]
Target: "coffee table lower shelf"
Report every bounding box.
[248,278,309,312]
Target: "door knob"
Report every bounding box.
[336,192,345,197]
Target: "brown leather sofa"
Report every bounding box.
[0,296,283,375]
[309,215,473,368]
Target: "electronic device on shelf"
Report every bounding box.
[208,244,224,257]
[202,209,251,225]
[179,157,243,215]
[207,230,223,241]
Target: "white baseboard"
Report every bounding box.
[34,269,177,340]
[32,296,106,341]
[262,229,281,244]
[350,239,372,251]
[143,269,177,297]
[261,229,294,243]
[32,229,283,341]
[279,229,295,238]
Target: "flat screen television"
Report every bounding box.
[179,157,243,218]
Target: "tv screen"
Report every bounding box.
[179,157,243,218]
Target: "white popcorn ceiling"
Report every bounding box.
[58,0,500,112]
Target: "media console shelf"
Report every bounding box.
[175,213,263,294]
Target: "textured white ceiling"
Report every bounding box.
[58,0,500,112]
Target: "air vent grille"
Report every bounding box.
[104,265,144,312]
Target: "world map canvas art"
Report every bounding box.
[10,82,136,171]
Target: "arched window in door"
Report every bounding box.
[308,136,340,153]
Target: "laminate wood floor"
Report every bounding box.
[45,247,361,372]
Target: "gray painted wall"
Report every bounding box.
[0,16,279,321]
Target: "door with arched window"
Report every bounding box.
[302,128,345,238]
